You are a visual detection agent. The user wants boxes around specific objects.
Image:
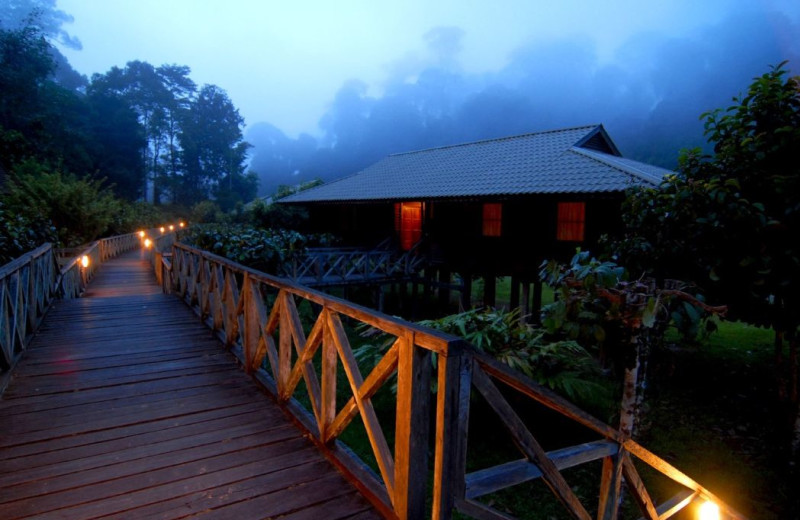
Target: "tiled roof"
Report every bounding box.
[281,125,671,203]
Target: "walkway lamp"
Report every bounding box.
[160,226,165,234]
[80,255,90,269]
[698,500,720,520]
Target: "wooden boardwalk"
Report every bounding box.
[0,250,380,520]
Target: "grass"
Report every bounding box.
[635,320,796,519]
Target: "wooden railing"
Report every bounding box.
[1,231,145,390]
[0,244,60,379]
[290,242,426,287]
[165,242,748,520]
[57,232,142,298]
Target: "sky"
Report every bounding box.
[54,0,800,138]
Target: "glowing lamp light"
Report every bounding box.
[80,255,90,268]
[169,224,175,231]
[144,238,152,249]
[159,226,165,234]
[179,221,185,228]
[138,230,145,238]
[698,500,720,520]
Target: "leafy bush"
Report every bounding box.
[190,200,226,224]
[245,198,309,230]
[2,161,123,247]
[0,201,57,265]
[355,307,612,411]
[177,223,318,275]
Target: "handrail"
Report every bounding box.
[290,242,426,287]
[57,232,142,299]
[166,241,747,520]
[0,244,60,384]
[0,231,143,391]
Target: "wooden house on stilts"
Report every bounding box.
[279,124,671,318]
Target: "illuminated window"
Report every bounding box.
[556,202,585,241]
[482,203,502,237]
[397,202,423,250]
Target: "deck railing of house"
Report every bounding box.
[290,241,426,287]
[167,241,748,520]
[0,231,145,386]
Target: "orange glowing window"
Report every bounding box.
[397,202,423,250]
[482,203,502,237]
[557,202,585,241]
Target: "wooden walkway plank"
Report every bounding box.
[0,405,285,474]
[0,400,268,460]
[0,250,380,520]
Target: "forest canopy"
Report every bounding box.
[0,15,257,208]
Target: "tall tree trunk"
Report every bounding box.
[619,322,643,438]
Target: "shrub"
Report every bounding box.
[0,200,57,265]
[355,307,612,412]
[177,223,311,275]
[2,161,122,247]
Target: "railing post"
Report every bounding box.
[597,450,625,520]
[433,340,472,520]
[393,332,432,519]
[242,273,258,373]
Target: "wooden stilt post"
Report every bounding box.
[483,274,496,309]
[521,281,530,323]
[438,268,451,312]
[460,272,472,311]
[532,280,543,324]
[509,275,520,315]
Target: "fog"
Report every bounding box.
[249,8,799,196]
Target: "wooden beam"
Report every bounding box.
[471,365,592,520]
[475,353,621,440]
[532,280,543,324]
[622,453,659,520]
[438,268,451,311]
[455,497,517,520]
[328,340,400,441]
[460,272,472,311]
[637,489,698,520]
[509,276,520,314]
[321,308,337,441]
[393,332,432,519]
[483,274,496,308]
[327,310,396,499]
[466,440,618,499]
[432,342,472,520]
[597,451,624,520]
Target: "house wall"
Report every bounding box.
[297,194,624,277]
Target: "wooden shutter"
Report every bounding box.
[482,203,502,237]
[400,202,423,250]
[556,202,585,241]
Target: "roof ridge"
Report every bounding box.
[569,147,668,185]
[388,124,602,157]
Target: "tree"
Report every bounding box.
[83,86,146,200]
[615,62,800,454]
[155,64,196,201]
[0,24,58,168]
[0,0,81,50]
[178,84,253,206]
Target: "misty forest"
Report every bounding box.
[2,1,800,519]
